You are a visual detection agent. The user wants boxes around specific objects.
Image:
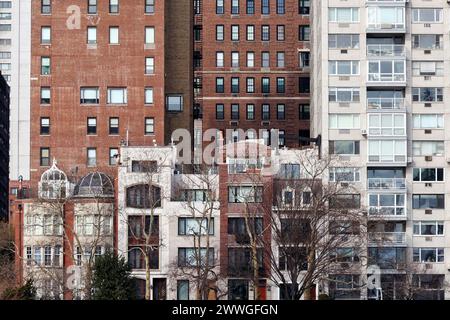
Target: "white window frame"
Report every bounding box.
[367,113,406,136]
[368,140,406,163]
[329,114,360,129]
[412,141,445,156]
[412,8,443,23]
[328,7,359,23]
[329,167,361,182]
[328,61,359,75]
[145,87,154,104]
[145,26,155,44]
[109,26,119,44]
[107,87,127,104]
[413,114,444,129]
[328,87,360,102]
[413,221,444,236]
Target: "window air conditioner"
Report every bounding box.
[425,156,432,161]
[361,129,367,136]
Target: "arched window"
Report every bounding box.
[126,184,161,208]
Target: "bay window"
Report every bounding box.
[368,60,405,82]
[368,114,406,136]
[367,6,404,30]
[368,140,406,163]
[368,193,405,216]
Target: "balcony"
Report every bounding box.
[368,232,407,246]
[368,60,406,84]
[367,98,405,110]
[368,178,406,190]
[367,45,405,58]
[368,206,406,219]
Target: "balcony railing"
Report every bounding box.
[367,98,405,110]
[368,178,406,190]
[367,45,405,57]
[369,206,406,217]
[368,73,405,82]
[367,23,405,31]
[368,232,406,245]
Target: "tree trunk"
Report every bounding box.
[252,242,260,300]
[145,255,151,300]
[303,250,316,300]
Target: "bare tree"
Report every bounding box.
[168,163,224,300]
[261,149,368,300]
[0,220,16,297]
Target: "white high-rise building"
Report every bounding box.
[312,0,450,299]
[9,0,31,180]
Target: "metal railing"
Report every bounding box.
[368,232,406,245]
[367,44,405,57]
[369,206,406,217]
[367,23,405,31]
[368,178,406,190]
[367,98,405,110]
[368,73,406,82]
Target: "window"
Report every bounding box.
[412,61,444,76]
[40,118,50,135]
[231,104,239,120]
[413,248,444,263]
[231,0,239,14]
[107,88,127,104]
[329,195,361,209]
[44,246,52,266]
[276,78,285,93]
[145,57,154,74]
[231,78,239,93]
[246,52,255,68]
[261,0,270,14]
[87,26,97,44]
[247,0,255,14]
[277,25,285,41]
[87,148,97,167]
[328,34,359,49]
[367,7,404,29]
[262,78,270,93]
[413,168,444,182]
[299,77,310,93]
[246,25,254,41]
[413,114,443,129]
[178,217,214,235]
[412,194,445,209]
[246,78,255,93]
[109,148,119,165]
[246,104,255,120]
[41,57,51,75]
[126,184,161,208]
[40,148,50,166]
[194,25,201,41]
[412,141,444,156]
[41,27,51,44]
[330,248,359,263]
[298,0,310,14]
[145,27,155,44]
[329,114,360,129]
[299,104,310,120]
[368,140,406,163]
[328,8,359,22]
[109,0,119,13]
[329,141,360,155]
[145,0,155,14]
[413,221,444,236]
[34,247,42,265]
[145,117,154,135]
[216,52,224,67]
[276,0,285,14]
[88,0,97,14]
[41,87,51,104]
[276,104,285,120]
[177,281,189,300]
[412,88,443,102]
[216,0,224,14]
[231,25,239,41]
[216,25,224,41]
[109,117,119,135]
[329,167,360,182]
[228,186,263,203]
[298,26,310,41]
[329,88,360,102]
[276,52,285,68]
[166,95,183,111]
[329,61,359,75]
[231,52,239,68]
[80,87,99,104]
[109,26,119,44]
[299,52,310,68]
[367,114,406,136]
[216,104,224,120]
[262,104,270,120]
[41,0,51,14]
[261,52,270,68]
[145,87,154,104]
[413,34,442,49]
[178,248,214,267]
[261,25,270,41]
[87,117,97,135]
[229,280,249,300]
[53,246,61,267]
[412,9,443,23]
[216,77,224,93]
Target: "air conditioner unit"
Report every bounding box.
[340,49,348,54]
[174,170,181,175]
[361,129,367,136]
[424,49,431,54]
[425,264,433,270]
[446,158,450,163]
[340,262,350,269]
[425,155,433,161]
[229,121,239,126]
[407,157,413,163]
[425,236,433,242]
[424,129,432,134]
[425,209,433,215]
[340,182,349,187]
[425,183,432,187]
[424,23,431,28]
[424,103,432,108]
[261,121,270,126]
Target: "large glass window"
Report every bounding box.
[328,8,359,22]
[413,248,444,263]
[412,194,445,209]
[413,114,443,129]
[412,9,443,23]
[367,6,404,29]
[368,140,406,163]
[412,88,443,102]
[329,114,360,129]
[328,34,359,49]
[412,141,444,156]
[412,34,442,49]
[368,60,405,82]
[413,168,444,182]
[329,88,360,102]
[368,114,406,136]
[329,141,360,155]
[328,61,359,75]
[413,221,444,236]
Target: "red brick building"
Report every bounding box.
[194,0,311,148]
